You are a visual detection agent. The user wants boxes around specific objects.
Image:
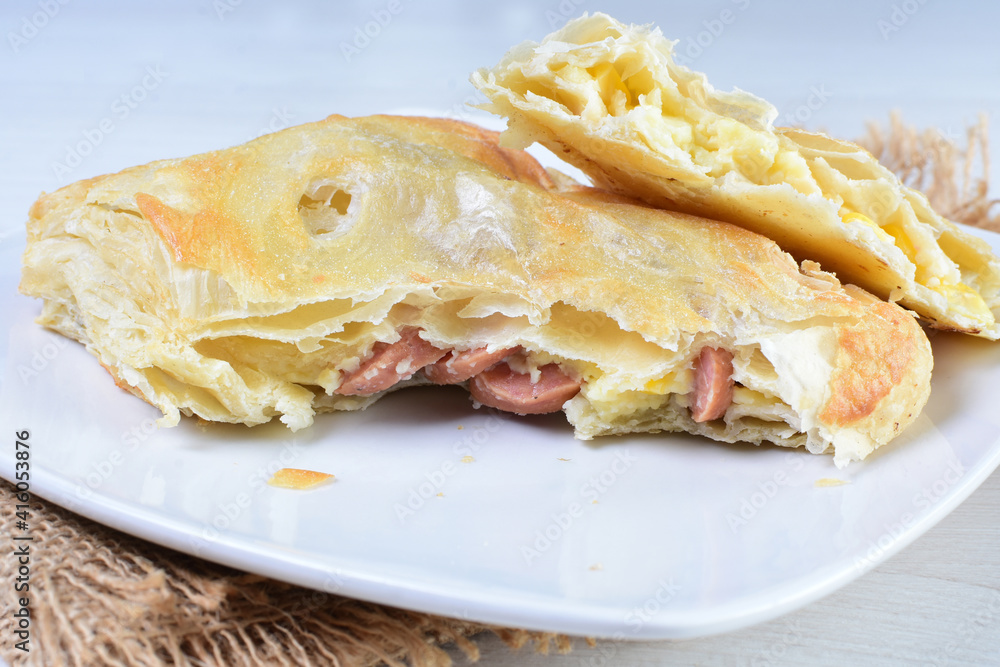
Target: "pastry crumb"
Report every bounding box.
[815,477,849,487]
[461,455,475,463]
[457,425,464,430]
[268,468,335,489]
[557,457,571,461]
[589,563,603,571]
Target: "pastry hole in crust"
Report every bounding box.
[299,184,353,236]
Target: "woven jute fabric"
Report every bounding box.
[0,116,996,667]
[0,479,573,667]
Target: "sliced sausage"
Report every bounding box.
[335,328,447,396]
[469,362,581,414]
[690,347,735,422]
[423,346,519,384]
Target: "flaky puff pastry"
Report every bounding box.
[472,12,1000,339]
[21,114,931,466]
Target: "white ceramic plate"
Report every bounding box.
[3,208,1000,642]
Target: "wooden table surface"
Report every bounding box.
[2,1,998,665]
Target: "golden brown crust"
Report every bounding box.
[821,300,919,426]
[345,115,556,190]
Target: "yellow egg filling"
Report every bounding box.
[840,210,895,245]
[642,370,691,395]
[926,281,993,323]
[840,210,994,325]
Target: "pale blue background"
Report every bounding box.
[2,0,998,220]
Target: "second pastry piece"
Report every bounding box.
[473,12,1000,339]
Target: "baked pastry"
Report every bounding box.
[472,12,1000,339]
[20,114,932,466]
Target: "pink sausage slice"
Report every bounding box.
[469,362,581,415]
[424,346,518,384]
[690,347,735,422]
[336,328,447,396]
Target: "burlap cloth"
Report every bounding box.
[1,115,997,667]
